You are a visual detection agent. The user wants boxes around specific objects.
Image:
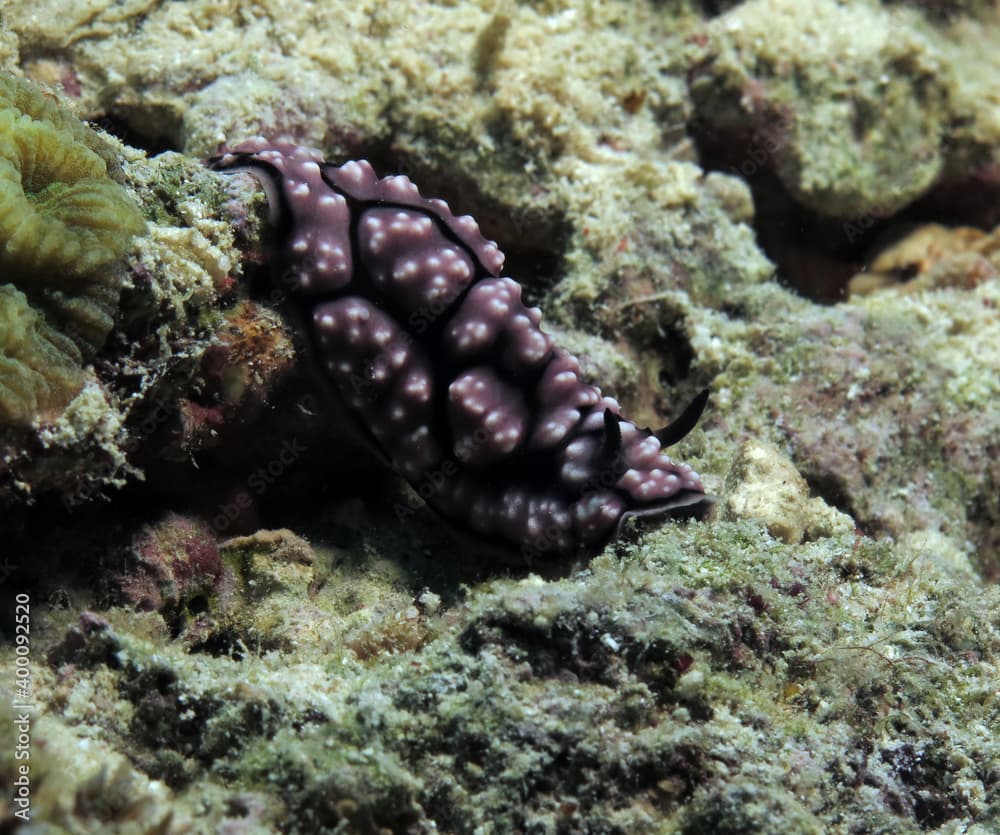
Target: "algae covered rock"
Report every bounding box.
[0,71,145,427]
[6,519,998,833]
[691,0,948,218]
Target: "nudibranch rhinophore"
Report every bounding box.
[210,139,709,561]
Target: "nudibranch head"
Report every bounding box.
[210,138,708,561]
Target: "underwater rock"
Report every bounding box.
[690,0,948,219]
[117,514,225,617]
[6,521,999,832]
[719,439,853,544]
[849,223,1000,296]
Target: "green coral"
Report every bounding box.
[0,284,80,425]
[0,71,145,427]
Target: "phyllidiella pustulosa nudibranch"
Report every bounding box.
[210,139,709,562]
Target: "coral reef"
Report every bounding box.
[691,277,1000,575]
[0,1,997,833]
[690,0,949,219]
[0,284,80,427]
[0,147,259,505]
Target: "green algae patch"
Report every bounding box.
[0,71,145,427]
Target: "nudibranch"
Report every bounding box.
[210,139,708,561]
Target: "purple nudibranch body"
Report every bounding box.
[210,139,707,561]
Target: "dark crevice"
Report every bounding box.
[693,0,744,16]
[967,492,1000,581]
[802,471,857,525]
[91,106,182,155]
[883,0,998,22]
[655,323,697,388]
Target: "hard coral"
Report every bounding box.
[0,72,145,427]
[0,284,80,424]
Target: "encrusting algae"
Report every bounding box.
[0,71,145,426]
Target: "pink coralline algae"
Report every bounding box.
[210,139,707,560]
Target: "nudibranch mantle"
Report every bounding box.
[210,138,707,561]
